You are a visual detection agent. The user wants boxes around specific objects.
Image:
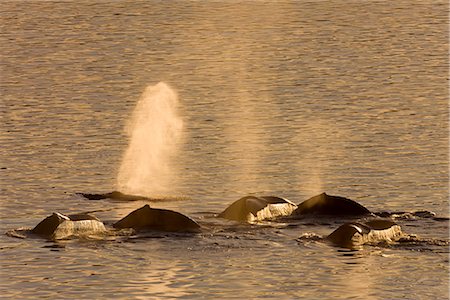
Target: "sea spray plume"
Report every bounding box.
[117,82,183,197]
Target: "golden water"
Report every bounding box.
[1,1,448,299]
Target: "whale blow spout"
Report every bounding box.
[117,82,183,197]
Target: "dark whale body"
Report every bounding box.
[218,196,297,222]
[293,193,371,216]
[113,204,201,233]
[78,191,150,201]
[219,193,370,222]
[327,219,403,248]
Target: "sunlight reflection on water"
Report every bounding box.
[1,0,448,299]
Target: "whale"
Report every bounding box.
[77,191,150,201]
[326,219,403,248]
[293,193,371,216]
[218,196,298,222]
[113,204,201,233]
[32,212,106,240]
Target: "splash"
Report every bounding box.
[117,82,183,197]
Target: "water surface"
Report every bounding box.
[1,1,448,299]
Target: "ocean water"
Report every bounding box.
[1,1,448,299]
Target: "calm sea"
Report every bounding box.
[1,1,448,299]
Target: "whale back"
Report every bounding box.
[364,219,397,230]
[78,191,149,201]
[218,196,297,222]
[106,191,149,201]
[32,212,69,235]
[218,196,265,221]
[113,204,201,233]
[32,212,106,239]
[294,193,371,216]
[327,220,403,248]
[327,222,371,248]
[68,213,101,221]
